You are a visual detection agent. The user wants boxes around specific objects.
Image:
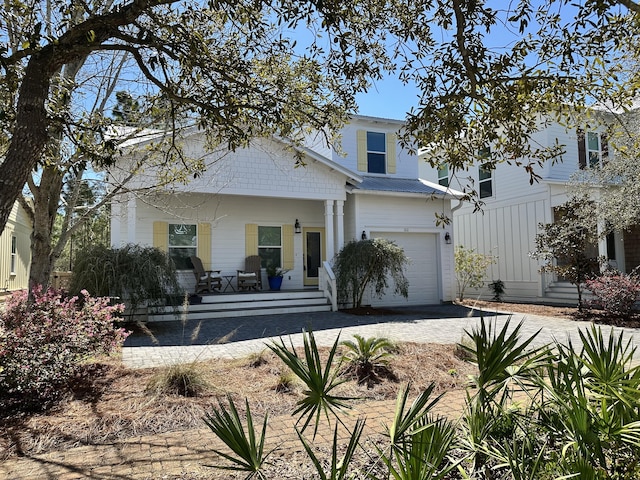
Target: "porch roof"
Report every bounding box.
[350,176,461,198]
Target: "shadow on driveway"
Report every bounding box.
[124,303,488,347]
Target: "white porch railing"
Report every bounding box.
[319,261,337,311]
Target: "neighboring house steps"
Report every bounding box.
[148,290,331,322]
[542,281,593,306]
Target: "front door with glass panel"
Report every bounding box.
[303,228,325,286]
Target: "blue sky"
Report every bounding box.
[355,77,420,121]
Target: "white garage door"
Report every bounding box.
[371,232,440,306]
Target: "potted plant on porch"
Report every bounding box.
[266,264,289,291]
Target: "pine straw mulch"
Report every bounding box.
[459,299,640,327]
[0,341,478,462]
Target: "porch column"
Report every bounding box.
[597,219,607,271]
[324,200,335,261]
[127,196,136,244]
[110,200,121,248]
[335,200,344,255]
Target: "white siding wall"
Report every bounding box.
[0,202,32,293]
[418,121,585,301]
[347,193,455,302]
[113,134,347,201]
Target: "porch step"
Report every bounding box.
[148,290,331,322]
[542,281,592,306]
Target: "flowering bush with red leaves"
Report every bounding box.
[0,287,129,411]
[585,271,640,319]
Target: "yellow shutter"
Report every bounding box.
[245,223,258,256]
[387,133,397,174]
[152,221,168,252]
[282,224,294,270]
[356,129,367,171]
[198,223,212,268]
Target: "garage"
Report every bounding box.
[371,232,440,306]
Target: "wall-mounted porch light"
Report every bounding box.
[361,231,367,240]
[295,219,301,234]
[444,232,451,244]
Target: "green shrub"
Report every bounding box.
[585,271,640,319]
[454,245,495,300]
[334,238,409,309]
[0,287,129,411]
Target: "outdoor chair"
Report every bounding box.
[190,255,222,293]
[237,255,262,291]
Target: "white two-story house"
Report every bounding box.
[420,115,639,304]
[110,115,458,308]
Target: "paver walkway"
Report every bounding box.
[2,304,639,479]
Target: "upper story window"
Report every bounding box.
[168,223,197,269]
[366,131,386,174]
[10,235,16,274]
[479,164,493,198]
[437,164,449,187]
[577,128,608,169]
[478,147,493,199]
[357,129,397,174]
[258,225,282,269]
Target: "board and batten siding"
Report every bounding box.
[1,202,32,293]
[454,197,550,301]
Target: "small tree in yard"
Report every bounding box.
[455,246,495,301]
[335,239,409,309]
[531,197,601,311]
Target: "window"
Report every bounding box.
[478,147,493,199]
[10,236,16,274]
[437,164,449,187]
[479,164,493,199]
[578,129,608,169]
[367,131,386,174]
[258,226,282,269]
[168,224,197,269]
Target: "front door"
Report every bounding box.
[303,228,325,286]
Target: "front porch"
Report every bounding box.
[148,289,332,322]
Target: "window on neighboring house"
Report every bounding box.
[578,128,608,169]
[10,235,16,274]
[258,226,282,269]
[168,224,197,269]
[437,164,449,187]
[478,147,493,199]
[479,164,493,199]
[367,131,386,174]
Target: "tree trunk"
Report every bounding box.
[0,57,51,236]
[28,166,65,290]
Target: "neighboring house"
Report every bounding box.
[110,115,458,307]
[420,116,640,304]
[0,201,32,298]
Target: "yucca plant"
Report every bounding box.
[534,326,640,479]
[385,383,443,446]
[203,395,271,479]
[267,329,353,437]
[340,334,396,386]
[380,415,460,480]
[460,317,550,406]
[297,419,365,480]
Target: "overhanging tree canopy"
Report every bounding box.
[2,0,640,285]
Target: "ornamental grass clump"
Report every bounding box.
[0,287,129,412]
